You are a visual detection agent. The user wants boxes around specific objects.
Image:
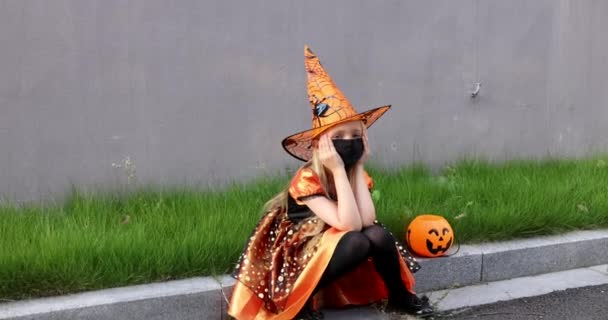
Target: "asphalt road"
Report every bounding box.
[438,284,608,320]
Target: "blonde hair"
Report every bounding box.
[263,144,357,212]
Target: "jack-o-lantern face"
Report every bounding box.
[406,214,454,257]
[426,227,453,255]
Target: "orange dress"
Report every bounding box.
[228,167,421,320]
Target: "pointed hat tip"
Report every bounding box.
[304,45,316,58]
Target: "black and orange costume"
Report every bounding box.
[228,46,426,320]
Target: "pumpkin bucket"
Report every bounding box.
[406,214,454,257]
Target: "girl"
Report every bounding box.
[228,46,433,320]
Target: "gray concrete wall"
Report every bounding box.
[1,0,607,202]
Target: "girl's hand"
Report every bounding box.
[358,127,371,165]
[318,134,345,173]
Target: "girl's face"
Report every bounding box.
[322,120,363,141]
[314,120,366,169]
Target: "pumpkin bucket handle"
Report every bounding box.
[439,239,461,258]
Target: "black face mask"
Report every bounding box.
[332,138,364,169]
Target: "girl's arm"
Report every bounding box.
[302,135,362,231]
[354,128,376,226]
[354,164,376,227]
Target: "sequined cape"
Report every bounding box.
[228,167,421,320]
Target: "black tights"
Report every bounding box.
[314,225,410,299]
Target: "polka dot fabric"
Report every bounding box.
[230,167,421,317]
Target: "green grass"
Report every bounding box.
[2,157,608,301]
[372,157,608,243]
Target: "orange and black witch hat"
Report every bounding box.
[282,46,391,161]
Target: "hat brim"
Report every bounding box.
[281,105,391,161]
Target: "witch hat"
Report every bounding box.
[282,46,390,161]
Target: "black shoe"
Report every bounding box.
[386,294,435,318]
[292,303,324,320]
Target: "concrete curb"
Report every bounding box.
[2,229,608,319]
[0,277,229,320]
[416,229,608,292]
[428,264,608,312]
